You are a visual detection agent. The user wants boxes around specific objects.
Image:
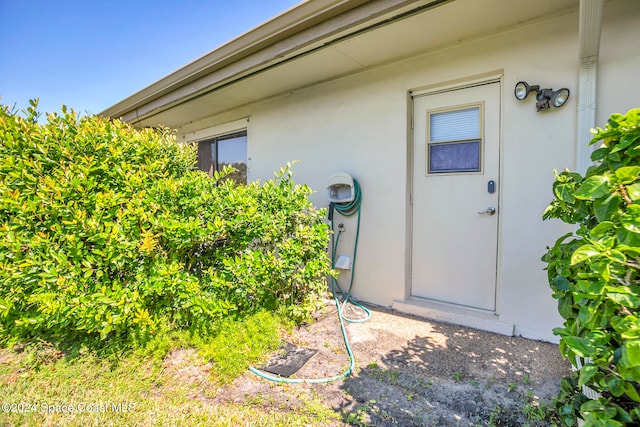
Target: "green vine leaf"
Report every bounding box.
[571,245,602,265]
[594,193,622,223]
[615,166,640,184]
[564,336,595,358]
[627,183,640,200]
[575,176,611,200]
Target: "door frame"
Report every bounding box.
[404,72,504,314]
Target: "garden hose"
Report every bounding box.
[249,178,370,383]
[330,180,371,324]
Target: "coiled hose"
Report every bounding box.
[249,178,370,383]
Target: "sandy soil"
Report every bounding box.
[206,301,572,426]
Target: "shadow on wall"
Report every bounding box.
[336,318,572,426]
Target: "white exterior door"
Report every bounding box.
[411,82,500,311]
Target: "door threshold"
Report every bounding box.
[392,297,515,336]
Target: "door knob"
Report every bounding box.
[477,207,496,216]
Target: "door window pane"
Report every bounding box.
[429,141,480,173]
[430,107,480,142]
[427,105,482,174]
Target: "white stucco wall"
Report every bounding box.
[179,0,640,341]
[248,74,409,307]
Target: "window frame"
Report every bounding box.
[425,102,485,176]
[197,129,248,183]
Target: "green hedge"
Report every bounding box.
[543,109,640,426]
[0,101,332,345]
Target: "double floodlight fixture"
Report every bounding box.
[514,81,570,112]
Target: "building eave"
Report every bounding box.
[100,0,451,124]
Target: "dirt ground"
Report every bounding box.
[206,301,572,426]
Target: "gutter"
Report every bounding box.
[576,0,604,175]
[101,0,451,124]
[100,0,364,119]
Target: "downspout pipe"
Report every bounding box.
[576,0,605,175]
[573,2,606,404]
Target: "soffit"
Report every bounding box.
[124,0,578,129]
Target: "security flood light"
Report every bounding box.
[514,81,570,112]
[514,81,539,100]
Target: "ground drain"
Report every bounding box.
[259,342,318,377]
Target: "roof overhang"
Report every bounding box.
[102,0,579,129]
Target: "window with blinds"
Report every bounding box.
[427,105,482,174]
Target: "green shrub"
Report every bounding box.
[0,101,332,346]
[196,310,285,382]
[542,108,640,426]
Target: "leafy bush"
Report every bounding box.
[195,310,285,382]
[542,108,640,426]
[0,101,332,346]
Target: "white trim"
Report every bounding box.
[410,70,504,99]
[181,117,250,143]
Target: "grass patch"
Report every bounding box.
[0,311,334,426]
[195,310,287,383]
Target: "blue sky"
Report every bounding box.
[0,0,301,116]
